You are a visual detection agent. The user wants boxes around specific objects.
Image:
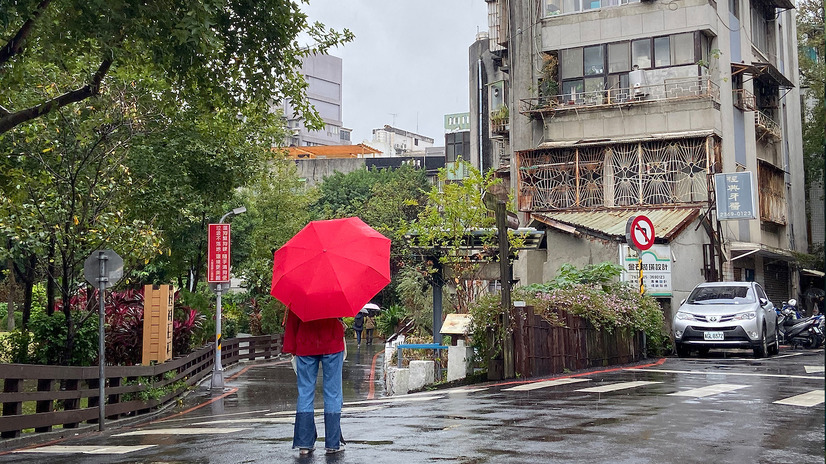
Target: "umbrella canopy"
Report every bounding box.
[361,303,380,313]
[271,217,391,322]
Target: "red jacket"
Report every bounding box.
[282,310,345,356]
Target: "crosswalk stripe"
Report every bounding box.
[669,383,748,398]
[628,368,823,380]
[576,381,661,393]
[194,418,293,425]
[504,378,590,392]
[14,445,156,454]
[113,427,248,437]
[804,365,825,374]
[773,390,825,407]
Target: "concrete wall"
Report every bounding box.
[544,99,719,141]
[293,159,365,187]
[540,0,717,50]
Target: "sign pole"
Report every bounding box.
[97,252,107,430]
[211,282,224,390]
[84,249,121,432]
[638,255,644,296]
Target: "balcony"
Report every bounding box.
[519,77,720,116]
[754,110,781,141]
[732,89,757,111]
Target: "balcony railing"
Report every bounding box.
[754,110,781,141]
[732,88,757,111]
[519,76,719,115]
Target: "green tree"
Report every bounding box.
[0,81,162,363]
[408,161,521,314]
[799,0,825,190]
[0,0,353,134]
[234,158,317,296]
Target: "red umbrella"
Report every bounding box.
[270,217,391,322]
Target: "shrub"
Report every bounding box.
[105,289,145,365]
[376,304,406,337]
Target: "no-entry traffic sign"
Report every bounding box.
[626,215,655,251]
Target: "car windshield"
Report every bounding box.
[686,285,756,304]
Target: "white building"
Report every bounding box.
[366,125,435,157]
[283,54,350,147]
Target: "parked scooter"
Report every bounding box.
[776,299,824,349]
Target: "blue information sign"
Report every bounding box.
[714,172,757,220]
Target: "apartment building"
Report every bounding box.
[283,54,350,147]
[472,0,806,313]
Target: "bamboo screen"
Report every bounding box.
[517,136,712,211]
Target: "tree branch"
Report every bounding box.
[0,56,112,134]
[0,0,53,66]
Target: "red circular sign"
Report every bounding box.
[629,215,655,251]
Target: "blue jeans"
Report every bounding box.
[354,329,362,345]
[293,350,344,450]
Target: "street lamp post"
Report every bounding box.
[210,206,246,391]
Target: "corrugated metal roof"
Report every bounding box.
[532,206,701,241]
[280,143,382,159]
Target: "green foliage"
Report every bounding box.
[517,262,667,355]
[408,160,522,313]
[1,309,99,365]
[394,266,433,336]
[122,375,188,402]
[234,160,316,296]
[467,293,506,361]
[522,262,623,293]
[259,297,286,335]
[376,304,407,337]
[798,0,825,190]
[0,1,354,133]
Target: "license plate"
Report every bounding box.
[703,331,724,340]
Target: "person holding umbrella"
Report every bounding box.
[271,217,392,456]
[282,310,346,455]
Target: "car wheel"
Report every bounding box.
[675,343,690,358]
[768,328,779,355]
[753,327,768,358]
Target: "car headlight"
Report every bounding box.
[732,311,756,321]
[676,312,696,321]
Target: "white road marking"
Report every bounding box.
[504,378,590,392]
[576,381,661,393]
[157,409,272,424]
[194,417,293,425]
[627,368,823,380]
[113,427,248,436]
[343,394,445,406]
[265,405,384,417]
[772,352,805,359]
[14,445,156,454]
[804,365,825,374]
[773,390,825,407]
[669,383,749,398]
[448,387,489,394]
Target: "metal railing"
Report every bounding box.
[754,110,781,140]
[520,76,719,115]
[732,88,757,111]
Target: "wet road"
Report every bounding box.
[2,342,823,463]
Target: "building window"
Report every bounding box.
[654,37,671,67]
[555,32,703,98]
[546,0,639,15]
[608,42,630,73]
[632,39,652,69]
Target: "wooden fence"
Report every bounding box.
[512,305,643,378]
[0,334,283,439]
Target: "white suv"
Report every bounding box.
[673,281,779,358]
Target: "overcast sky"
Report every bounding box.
[301,1,488,145]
